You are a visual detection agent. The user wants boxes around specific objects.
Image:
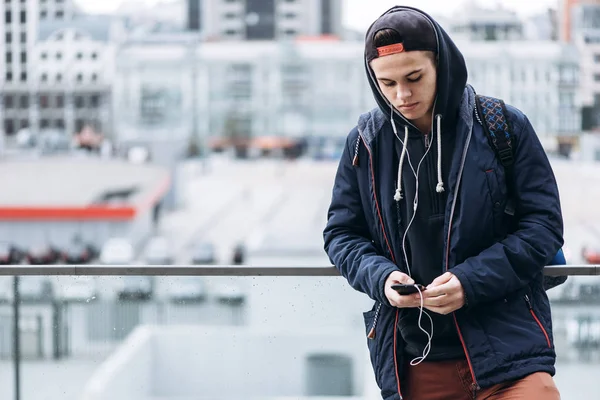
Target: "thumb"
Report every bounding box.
[395,271,415,285]
[388,271,414,285]
[428,272,452,288]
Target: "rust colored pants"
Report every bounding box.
[403,359,561,400]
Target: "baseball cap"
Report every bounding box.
[365,8,438,63]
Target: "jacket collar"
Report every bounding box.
[356,85,476,151]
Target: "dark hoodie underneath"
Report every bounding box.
[364,6,471,361]
[394,125,464,361]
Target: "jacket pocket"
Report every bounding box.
[363,305,382,388]
[524,294,552,348]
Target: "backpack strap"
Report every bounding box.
[475,95,516,215]
[474,94,568,291]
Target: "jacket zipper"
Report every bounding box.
[445,116,480,396]
[525,294,552,348]
[360,131,403,399]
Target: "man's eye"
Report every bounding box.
[383,81,395,87]
[407,76,422,83]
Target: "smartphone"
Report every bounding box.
[391,283,426,295]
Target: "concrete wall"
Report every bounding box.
[82,325,373,400]
[82,327,154,400]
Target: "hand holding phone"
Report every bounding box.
[384,271,424,309]
[391,283,426,295]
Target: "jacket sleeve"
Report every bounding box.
[323,129,399,305]
[451,114,564,307]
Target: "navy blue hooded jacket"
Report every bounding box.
[323,6,564,399]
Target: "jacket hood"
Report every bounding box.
[364,6,468,133]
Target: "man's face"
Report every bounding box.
[370,50,437,131]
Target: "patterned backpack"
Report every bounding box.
[475,94,568,291]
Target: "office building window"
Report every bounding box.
[54,119,65,129]
[76,73,83,83]
[19,95,28,108]
[19,71,26,81]
[56,95,64,108]
[20,32,25,43]
[5,32,11,43]
[56,52,62,60]
[41,52,47,60]
[75,95,84,108]
[91,73,98,82]
[39,94,49,108]
[20,51,26,63]
[41,73,47,82]
[90,94,100,107]
[595,74,600,82]
[40,119,50,128]
[76,52,82,59]
[55,10,64,18]
[4,119,15,135]
[5,11,11,24]
[4,95,13,109]
[19,119,28,129]
[40,10,47,19]
[5,72,12,81]
[19,11,25,23]
[595,54,600,63]
[5,52,11,63]
[56,73,62,82]
[91,52,97,60]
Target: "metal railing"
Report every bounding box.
[0,264,598,276]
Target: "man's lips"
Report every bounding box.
[398,102,419,110]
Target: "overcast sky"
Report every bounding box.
[75,0,559,31]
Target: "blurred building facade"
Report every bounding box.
[189,0,344,41]
[112,35,580,148]
[463,40,581,136]
[0,0,77,136]
[30,16,118,138]
[567,0,600,131]
[446,1,523,41]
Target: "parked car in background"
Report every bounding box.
[214,283,245,305]
[117,276,153,301]
[0,242,24,265]
[61,240,98,264]
[144,236,174,265]
[191,241,216,264]
[100,238,134,265]
[26,242,60,264]
[58,276,98,302]
[167,277,206,303]
[582,246,600,264]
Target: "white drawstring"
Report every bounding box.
[391,105,409,202]
[435,114,444,193]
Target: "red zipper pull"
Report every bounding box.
[367,327,376,339]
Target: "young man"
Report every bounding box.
[323,6,564,400]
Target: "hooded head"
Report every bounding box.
[364,6,468,134]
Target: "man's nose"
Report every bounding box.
[396,85,411,100]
